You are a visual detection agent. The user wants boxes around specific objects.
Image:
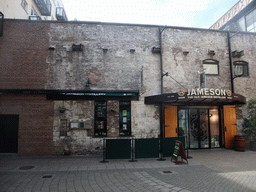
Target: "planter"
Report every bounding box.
[234,135,246,152]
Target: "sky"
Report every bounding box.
[61,0,240,29]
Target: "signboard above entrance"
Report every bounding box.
[145,88,246,106]
[186,88,232,99]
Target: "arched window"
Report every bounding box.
[203,59,219,75]
[234,61,249,77]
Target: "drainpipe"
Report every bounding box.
[159,26,166,138]
[158,26,166,161]
[227,32,234,93]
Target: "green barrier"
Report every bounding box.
[161,136,186,157]
[105,137,186,159]
[106,139,131,159]
[135,138,159,158]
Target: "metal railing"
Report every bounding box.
[33,0,52,16]
[56,7,68,21]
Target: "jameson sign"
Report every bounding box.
[178,88,232,99]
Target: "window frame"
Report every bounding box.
[233,61,249,77]
[119,101,131,137]
[245,8,256,32]
[202,59,219,76]
[94,100,107,137]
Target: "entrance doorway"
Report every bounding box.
[178,108,220,149]
[0,115,19,153]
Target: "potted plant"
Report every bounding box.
[211,136,217,147]
[242,99,256,151]
[58,106,67,113]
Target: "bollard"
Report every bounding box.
[99,138,109,163]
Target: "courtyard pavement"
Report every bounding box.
[0,149,256,192]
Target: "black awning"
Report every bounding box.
[0,89,139,101]
[144,92,246,106]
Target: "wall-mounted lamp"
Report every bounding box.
[85,78,91,90]
[49,46,55,50]
[72,44,84,51]
[183,51,189,56]
[232,50,244,58]
[102,48,108,53]
[151,47,161,54]
[130,49,135,53]
[208,50,215,56]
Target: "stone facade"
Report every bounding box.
[1,19,256,155]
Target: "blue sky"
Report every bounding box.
[62,0,239,29]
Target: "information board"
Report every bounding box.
[171,140,188,164]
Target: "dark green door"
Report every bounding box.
[0,115,19,153]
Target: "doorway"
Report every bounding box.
[178,108,220,149]
[0,115,19,153]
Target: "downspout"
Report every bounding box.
[227,32,234,93]
[158,26,166,160]
[159,26,165,138]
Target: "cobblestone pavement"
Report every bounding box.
[0,149,256,192]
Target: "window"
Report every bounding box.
[246,8,256,32]
[94,101,107,137]
[203,59,219,75]
[119,101,131,136]
[21,0,28,13]
[234,61,249,77]
[31,8,38,16]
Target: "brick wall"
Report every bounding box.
[0,94,54,156]
[0,20,50,89]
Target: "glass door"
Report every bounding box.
[178,108,220,149]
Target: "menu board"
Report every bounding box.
[171,140,188,164]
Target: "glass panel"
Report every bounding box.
[199,109,209,148]
[94,101,107,137]
[119,101,131,136]
[246,9,256,32]
[189,109,199,149]
[210,109,220,148]
[203,64,218,75]
[178,109,188,149]
[234,65,243,76]
[237,17,246,31]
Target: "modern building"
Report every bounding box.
[0,18,255,156]
[210,0,256,32]
[0,0,67,21]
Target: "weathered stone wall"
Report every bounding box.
[47,22,162,153]
[53,100,97,154]
[162,29,231,93]
[230,32,256,134]
[46,23,161,96]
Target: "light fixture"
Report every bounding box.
[208,50,215,56]
[183,51,189,56]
